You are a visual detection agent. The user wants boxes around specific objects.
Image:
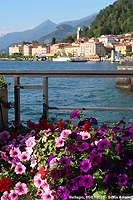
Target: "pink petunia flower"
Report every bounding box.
[9,147,21,158]
[1,191,9,200]
[49,157,59,167]
[35,189,44,197]
[41,180,50,191]
[41,191,54,200]
[25,136,36,147]
[34,174,42,188]
[55,136,64,147]
[79,131,91,140]
[19,152,30,161]
[61,129,71,138]
[14,162,26,174]
[9,190,18,200]
[15,182,28,195]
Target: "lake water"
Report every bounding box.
[0,60,133,126]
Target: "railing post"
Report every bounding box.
[43,77,48,121]
[14,77,20,123]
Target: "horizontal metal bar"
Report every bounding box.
[16,85,43,89]
[48,106,133,112]
[0,69,133,78]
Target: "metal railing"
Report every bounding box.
[0,69,133,123]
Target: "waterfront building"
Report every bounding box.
[115,43,132,55]
[50,43,69,55]
[77,27,82,40]
[64,44,80,56]
[98,35,115,46]
[80,41,104,57]
[23,44,32,56]
[9,45,23,55]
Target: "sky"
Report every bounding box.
[0,0,116,37]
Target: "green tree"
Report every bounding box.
[51,37,56,45]
[32,40,38,43]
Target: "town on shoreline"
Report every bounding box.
[0,28,133,62]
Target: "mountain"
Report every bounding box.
[0,13,97,51]
[0,20,56,50]
[38,14,97,44]
[57,13,97,27]
[38,24,77,44]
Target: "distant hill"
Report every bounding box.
[57,13,97,28]
[90,0,133,35]
[38,24,77,44]
[0,20,56,50]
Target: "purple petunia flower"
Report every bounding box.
[82,175,94,188]
[115,143,124,154]
[0,131,10,140]
[57,186,70,200]
[50,168,61,180]
[77,142,89,152]
[112,125,122,133]
[90,149,102,166]
[100,156,111,171]
[97,138,110,150]
[122,129,132,139]
[95,130,106,138]
[118,174,128,187]
[90,117,98,125]
[59,157,71,166]
[62,166,71,177]
[103,174,116,186]
[100,123,109,131]
[80,159,92,172]
[66,144,77,153]
[15,182,28,195]
[70,110,80,119]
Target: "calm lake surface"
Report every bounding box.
[0,60,133,126]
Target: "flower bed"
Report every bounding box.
[0,111,133,200]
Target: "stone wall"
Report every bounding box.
[115,58,133,91]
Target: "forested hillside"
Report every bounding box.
[91,0,132,34]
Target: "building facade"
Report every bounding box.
[80,42,104,57]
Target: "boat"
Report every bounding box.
[69,57,87,62]
[52,56,71,62]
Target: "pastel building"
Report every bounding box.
[9,45,23,55]
[115,43,132,55]
[80,42,104,57]
[99,35,115,46]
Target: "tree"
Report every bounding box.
[32,40,38,43]
[51,37,56,45]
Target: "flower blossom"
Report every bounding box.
[55,136,64,147]
[25,136,36,147]
[14,162,26,174]
[80,159,92,172]
[41,191,54,200]
[19,152,30,161]
[15,182,28,195]
[57,186,70,200]
[79,131,91,140]
[9,147,21,158]
[61,129,71,138]
[97,138,110,150]
[9,190,18,200]
[34,174,42,188]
